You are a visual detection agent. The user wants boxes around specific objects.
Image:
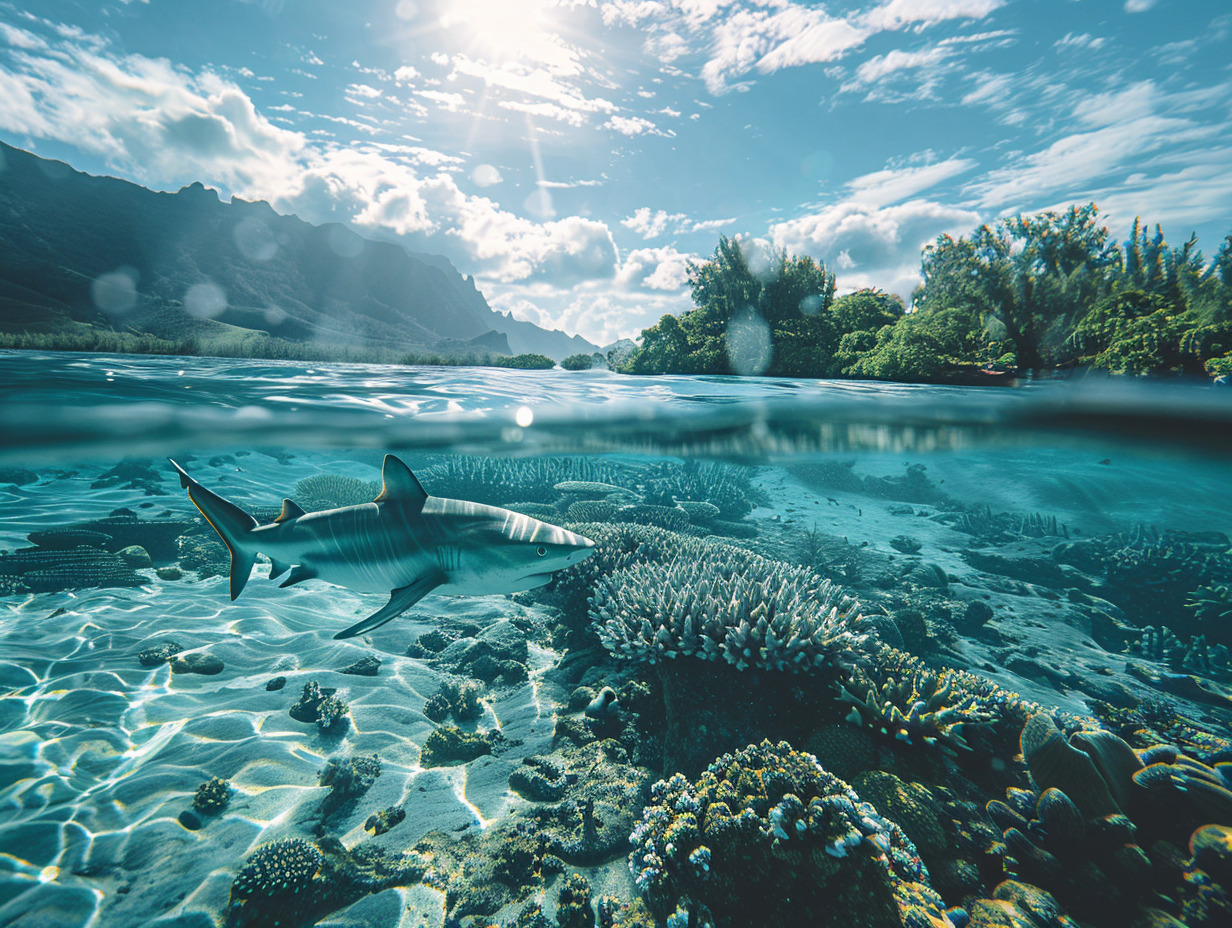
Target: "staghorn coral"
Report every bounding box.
[641,460,760,519]
[292,473,382,512]
[613,504,690,532]
[591,543,865,674]
[419,456,626,506]
[1130,626,1232,680]
[837,654,997,755]
[628,739,949,928]
[566,500,620,523]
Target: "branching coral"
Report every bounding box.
[837,658,997,755]
[591,543,864,674]
[628,740,948,928]
[418,456,627,506]
[640,460,760,519]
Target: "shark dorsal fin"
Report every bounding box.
[376,454,429,509]
[276,499,306,523]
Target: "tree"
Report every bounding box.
[847,306,989,382]
[916,204,1117,372]
[561,353,593,371]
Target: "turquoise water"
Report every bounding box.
[2,350,1232,928]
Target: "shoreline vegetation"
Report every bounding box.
[595,204,1232,384]
[5,204,1229,384]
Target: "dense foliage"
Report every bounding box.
[618,207,1232,381]
[560,353,594,370]
[491,353,557,370]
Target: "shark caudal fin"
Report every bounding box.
[170,460,259,600]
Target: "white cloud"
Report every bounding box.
[616,245,696,290]
[845,157,977,208]
[621,207,734,239]
[0,26,304,195]
[771,198,981,301]
[846,45,951,89]
[605,114,665,136]
[862,0,1006,31]
[417,89,469,111]
[966,81,1228,210]
[1124,0,1157,12]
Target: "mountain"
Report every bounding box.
[0,142,595,360]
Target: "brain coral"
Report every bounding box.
[628,739,949,928]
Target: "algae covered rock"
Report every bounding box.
[420,725,493,767]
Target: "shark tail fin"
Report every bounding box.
[170,460,259,600]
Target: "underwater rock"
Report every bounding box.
[957,600,995,633]
[118,545,153,568]
[364,806,406,836]
[289,680,336,723]
[419,725,492,767]
[0,467,38,485]
[430,678,485,722]
[585,686,619,720]
[265,676,286,691]
[91,458,168,494]
[156,565,183,580]
[852,770,948,861]
[891,534,923,554]
[316,694,350,732]
[509,756,568,802]
[318,754,381,823]
[26,527,111,550]
[339,655,381,676]
[628,739,947,928]
[422,693,451,723]
[138,641,184,667]
[171,652,225,675]
[193,776,233,814]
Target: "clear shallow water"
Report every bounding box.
[2,351,1232,928]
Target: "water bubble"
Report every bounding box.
[327,224,365,258]
[739,237,776,282]
[524,188,555,219]
[233,216,278,261]
[799,294,824,316]
[184,281,227,319]
[515,406,534,427]
[91,268,139,316]
[726,309,772,376]
[472,164,503,187]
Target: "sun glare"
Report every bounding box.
[440,0,559,65]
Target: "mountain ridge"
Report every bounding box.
[0,141,596,361]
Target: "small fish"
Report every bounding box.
[171,455,595,639]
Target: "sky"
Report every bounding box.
[1,0,1230,347]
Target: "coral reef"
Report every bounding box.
[318,754,381,825]
[509,755,568,802]
[289,681,337,723]
[193,777,233,814]
[628,739,948,927]
[225,836,425,928]
[418,455,627,506]
[838,654,998,755]
[557,873,595,928]
[138,641,184,666]
[292,473,381,511]
[1130,626,1232,680]
[419,725,493,767]
[315,694,350,732]
[339,655,381,676]
[641,460,761,519]
[591,541,864,674]
[0,545,146,594]
[364,806,406,836]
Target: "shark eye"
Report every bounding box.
[536,545,547,557]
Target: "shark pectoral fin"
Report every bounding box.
[269,559,291,580]
[333,570,446,640]
[374,455,429,510]
[279,564,317,588]
[276,499,306,523]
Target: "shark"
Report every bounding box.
[170,455,596,639]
